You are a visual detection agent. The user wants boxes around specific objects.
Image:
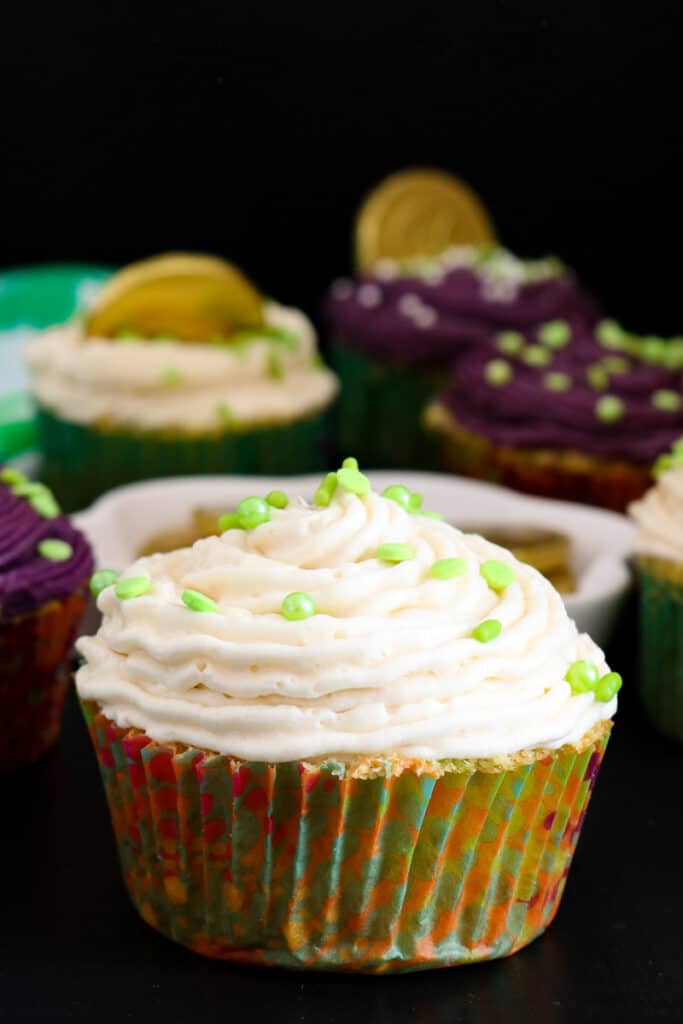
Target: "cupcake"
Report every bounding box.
[629,440,683,741]
[324,169,599,469]
[27,253,338,511]
[76,461,618,971]
[425,319,683,512]
[0,466,93,770]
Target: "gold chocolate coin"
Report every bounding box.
[354,168,496,271]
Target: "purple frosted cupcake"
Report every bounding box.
[0,466,93,769]
[324,247,600,468]
[424,319,683,511]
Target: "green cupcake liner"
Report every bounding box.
[330,341,444,469]
[638,562,683,742]
[36,406,331,512]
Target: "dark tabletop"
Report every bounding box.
[1,592,680,1024]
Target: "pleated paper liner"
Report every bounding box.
[0,584,89,771]
[423,401,651,513]
[637,555,683,742]
[330,340,443,469]
[82,701,610,973]
[35,407,331,512]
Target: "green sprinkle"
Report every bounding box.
[382,485,412,510]
[0,467,26,485]
[652,390,682,412]
[182,588,218,613]
[90,569,119,598]
[640,336,667,364]
[29,492,60,519]
[341,456,359,470]
[37,538,73,562]
[603,356,630,374]
[336,467,371,496]
[216,402,235,427]
[429,557,467,580]
[281,591,316,621]
[596,320,626,349]
[472,619,502,643]
[408,492,424,512]
[237,496,271,530]
[538,320,571,349]
[314,472,338,506]
[653,454,674,477]
[267,351,285,380]
[376,542,415,563]
[586,364,609,390]
[10,481,49,498]
[565,660,599,694]
[115,576,152,600]
[496,331,524,355]
[266,490,288,509]
[310,352,325,369]
[417,510,444,520]
[161,367,182,386]
[485,359,513,386]
[595,671,622,703]
[595,395,625,423]
[543,371,572,392]
[480,559,515,592]
[522,345,552,367]
[114,327,138,340]
[674,439,683,456]
[218,512,242,531]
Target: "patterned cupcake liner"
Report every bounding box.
[36,407,332,512]
[637,557,683,742]
[424,403,650,513]
[0,585,89,771]
[330,341,444,469]
[83,701,609,972]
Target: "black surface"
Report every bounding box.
[0,592,681,1023]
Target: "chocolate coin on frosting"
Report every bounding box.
[86,253,265,341]
[354,168,496,272]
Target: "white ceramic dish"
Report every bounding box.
[74,471,636,647]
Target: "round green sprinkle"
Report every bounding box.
[596,320,626,349]
[90,569,119,598]
[408,492,424,512]
[37,538,73,562]
[565,660,599,694]
[115,576,152,600]
[314,472,338,506]
[182,589,218,613]
[603,356,630,374]
[653,454,674,478]
[0,467,26,485]
[472,619,502,643]
[673,439,683,456]
[522,345,552,367]
[237,496,271,530]
[543,372,571,392]
[595,395,625,424]
[281,592,316,621]
[429,557,467,580]
[218,512,242,532]
[496,331,524,355]
[640,336,667,364]
[376,542,415,563]
[595,671,622,703]
[652,390,682,412]
[336,467,371,496]
[538,320,571,349]
[480,559,515,592]
[341,456,359,470]
[485,359,513,386]
[266,490,288,509]
[29,492,60,519]
[382,485,412,510]
[586,364,609,390]
[161,367,182,386]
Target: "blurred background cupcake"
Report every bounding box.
[425,319,683,512]
[629,441,683,742]
[27,253,338,511]
[0,466,93,770]
[323,168,600,469]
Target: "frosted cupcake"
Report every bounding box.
[425,319,683,512]
[629,440,683,741]
[76,460,618,971]
[27,254,338,511]
[0,466,93,769]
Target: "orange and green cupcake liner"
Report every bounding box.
[637,555,683,742]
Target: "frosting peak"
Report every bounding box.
[630,458,683,562]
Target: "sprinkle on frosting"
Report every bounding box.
[602,356,630,375]
[565,660,599,694]
[586,364,609,391]
[480,560,515,592]
[496,331,524,355]
[595,395,624,424]
[522,345,552,367]
[115,576,152,600]
[543,372,572,392]
[596,672,622,703]
[382,485,412,510]
[0,467,26,485]
[485,359,513,386]
[266,490,288,509]
[182,589,218,613]
[90,569,119,598]
[342,457,359,470]
[538,320,571,349]
[376,543,415,564]
[281,592,316,621]
[37,539,73,562]
[161,367,182,386]
[267,352,285,380]
[336,467,371,496]
[237,497,271,530]
[472,619,502,643]
[218,512,241,532]
[430,557,467,580]
[652,390,682,412]
[314,473,338,507]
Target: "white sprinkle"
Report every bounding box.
[441,245,479,269]
[481,279,519,304]
[398,293,422,316]
[420,264,446,285]
[413,306,438,329]
[331,279,353,300]
[374,259,399,280]
[357,283,383,308]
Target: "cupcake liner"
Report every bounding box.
[0,585,89,771]
[83,701,609,973]
[637,557,683,742]
[331,341,443,469]
[425,403,650,513]
[36,407,331,512]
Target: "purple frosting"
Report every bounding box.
[324,251,601,368]
[438,322,683,464]
[0,475,94,619]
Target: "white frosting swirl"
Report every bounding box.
[629,467,683,562]
[26,303,337,431]
[76,488,615,762]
